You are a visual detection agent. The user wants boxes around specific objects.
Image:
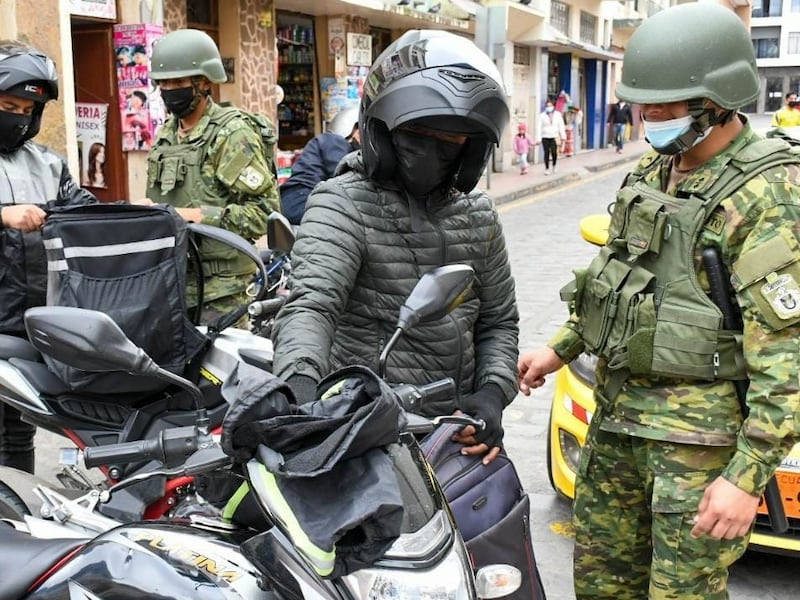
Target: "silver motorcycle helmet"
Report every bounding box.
[327,107,359,138]
[360,29,509,193]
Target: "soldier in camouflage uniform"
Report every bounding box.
[135,29,278,325]
[518,4,800,599]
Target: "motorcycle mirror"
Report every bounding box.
[24,306,159,376]
[379,264,474,378]
[396,264,475,332]
[267,211,295,255]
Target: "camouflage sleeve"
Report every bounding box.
[203,118,278,240]
[547,316,585,363]
[719,172,800,496]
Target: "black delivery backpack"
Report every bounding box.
[421,423,547,600]
[40,203,207,394]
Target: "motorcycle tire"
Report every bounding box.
[0,481,30,519]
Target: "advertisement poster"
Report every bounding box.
[113,23,165,152]
[320,66,366,126]
[76,103,108,189]
[68,0,116,20]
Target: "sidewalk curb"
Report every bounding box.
[491,173,581,206]
[584,154,641,173]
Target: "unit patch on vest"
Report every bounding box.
[238,166,265,190]
[704,209,725,236]
[761,272,800,320]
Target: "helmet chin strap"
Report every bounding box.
[661,99,734,155]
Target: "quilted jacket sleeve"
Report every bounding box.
[271,184,367,381]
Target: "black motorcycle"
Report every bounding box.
[0,265,520,600]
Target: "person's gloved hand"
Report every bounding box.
[286,374,318,405]
[454,383,506,455]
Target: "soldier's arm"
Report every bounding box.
[720,179,800,497]
[204,120,278,241]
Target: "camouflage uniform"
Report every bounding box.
[549,119,800,599]
[146,98,278,324]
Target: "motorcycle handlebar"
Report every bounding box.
[83,426,199,470]
[248,296,286,317]
[393,378,456,413]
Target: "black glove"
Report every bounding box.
[286,374,319,405]
[458,383,506,448]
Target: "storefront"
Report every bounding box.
[5,0,475,201]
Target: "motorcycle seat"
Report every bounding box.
[0,523,87,600]
[0,334,41,363]
[9,358,69,397]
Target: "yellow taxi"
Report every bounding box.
[547,213,800,555]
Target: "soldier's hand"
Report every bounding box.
[517,347,564,395]
[1,204,46,232]
[176,207,203,223]
[691,476,759,540]
[130,197,154,206]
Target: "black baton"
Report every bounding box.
[702,246,789,534]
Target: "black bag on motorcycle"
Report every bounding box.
[41,203,207,394]
[421,423,547,600]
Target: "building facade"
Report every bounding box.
[748,0,800,113]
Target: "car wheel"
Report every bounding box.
[0,481,31,520]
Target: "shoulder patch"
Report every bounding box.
[239,165,265,190]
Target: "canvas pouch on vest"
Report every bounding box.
[421,423,547,600]
[41,203,207,394]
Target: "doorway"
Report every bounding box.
[72,25,128,201]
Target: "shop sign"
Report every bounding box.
[346,33,372,67]
[75,103,108,189]
[68,0,117,20]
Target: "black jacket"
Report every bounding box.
[0,142,95,334]
[279,133,354,225]
[608,102,633,125]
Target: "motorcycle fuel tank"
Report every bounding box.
[26,522,275,600]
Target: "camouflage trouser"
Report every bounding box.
[573,428,751,600]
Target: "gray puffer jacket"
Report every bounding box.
[271,153,519,416]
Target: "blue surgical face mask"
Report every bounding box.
[545,106,554,113]
[642,114,711,155]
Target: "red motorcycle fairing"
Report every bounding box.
[21,522,275,600]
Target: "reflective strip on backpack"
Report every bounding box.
[44,236,176,271]
[245,460,336,577]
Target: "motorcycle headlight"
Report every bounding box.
[342,545,472,600]
[342,511,474,600]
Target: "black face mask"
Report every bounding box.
[0,110,33,154]
[160,86,196,118]
[392,129,464,198]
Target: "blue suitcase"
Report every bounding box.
[421,423,547,600]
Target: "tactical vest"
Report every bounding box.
[146,106,274,276]
[563,136,800,385]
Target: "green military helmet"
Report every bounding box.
[150,29,227,84]
[616,3,759,109]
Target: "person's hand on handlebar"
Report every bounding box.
[451,383,506,465]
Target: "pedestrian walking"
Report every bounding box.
[607,98,633,153]
[513,123,535,175]
[518,3,800,599]
[538,100,565,175]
